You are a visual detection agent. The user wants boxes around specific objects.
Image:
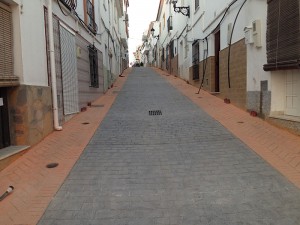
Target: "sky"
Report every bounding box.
[127,0,160,64]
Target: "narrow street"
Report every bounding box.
[38,68,300,225]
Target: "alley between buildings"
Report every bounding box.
[37,68,300,225]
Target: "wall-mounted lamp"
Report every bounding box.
[151,28,159,40]
[172,0,190,17]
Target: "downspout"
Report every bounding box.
[48,0,62,131]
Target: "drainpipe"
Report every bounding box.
[48,0,62,131]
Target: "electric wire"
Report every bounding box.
[197,38,209,94]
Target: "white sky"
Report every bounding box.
[127,0,160,64]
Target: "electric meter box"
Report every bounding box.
[252,20,262,48]
[244,26,253,44]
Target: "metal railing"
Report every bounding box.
[86,0,98,34]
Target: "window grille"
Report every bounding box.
[59,0,77,10]
[88,45,99,88]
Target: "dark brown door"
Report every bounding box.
[214,30,220,92]
[0,88,10,149]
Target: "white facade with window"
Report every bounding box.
[145,0,300,133]
[0,0,129,152]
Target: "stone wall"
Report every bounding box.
[8,85,53,146]
[219,39,247,109]
[247,80,271,118]
[189,56,215,93]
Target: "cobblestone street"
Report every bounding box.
[38,68,300,225]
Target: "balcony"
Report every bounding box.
[59,0,77,10]
[86,0,98,34]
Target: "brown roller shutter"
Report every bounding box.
[264,0,300,71]
[0,6,13,76]
[0,4,18,86]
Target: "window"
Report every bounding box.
[0,5,13,78]
[59,0,77,10]
[264,0,300,71]
[167,16,173,32]
[161,48,165,61]
[163,13,165,29]
[85,0,97,34]
[88,45,99,88]
[195,0,199,9]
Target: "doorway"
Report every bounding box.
[0,88,10,149]
[214,30,220,92]
[285,70,300,116]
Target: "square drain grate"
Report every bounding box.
[149,110,162,116]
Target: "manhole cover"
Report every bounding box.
[46,163,59,168]
[82,122,90,125]
[149,110,162,116]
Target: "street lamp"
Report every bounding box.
[172,0,190,17]
[151,28,159,40]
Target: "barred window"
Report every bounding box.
[88,45,99,88]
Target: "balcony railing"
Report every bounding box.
[59,0,77,10]
[86,0,98,34]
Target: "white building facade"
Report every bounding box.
[145,0,300,134]
[0,0,129,152]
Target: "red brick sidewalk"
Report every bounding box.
[154,67,300,189]
[0,69,131,225]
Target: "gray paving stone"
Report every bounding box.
[38,68,300,225]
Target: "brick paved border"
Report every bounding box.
[0,69,131,225]
[154,67,300,189]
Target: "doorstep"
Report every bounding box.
[269,114,300,123]
[0,146,30,171]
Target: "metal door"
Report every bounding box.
[0,88,10,149]
[60,25,79,115]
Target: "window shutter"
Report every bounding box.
[0,6,14,84]
[264,0,300,71]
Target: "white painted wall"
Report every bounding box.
[186,0,271,92]
[7,0,126,89]
[244,0,270,92]
[18,0,48,86]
